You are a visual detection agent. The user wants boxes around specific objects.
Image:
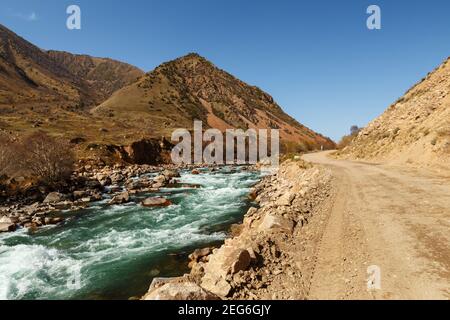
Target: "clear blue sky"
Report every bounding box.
[1,0,450,141]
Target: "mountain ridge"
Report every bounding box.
[0,24,335,162]
[95,52,335,149]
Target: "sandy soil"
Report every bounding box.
[302,151,450,300]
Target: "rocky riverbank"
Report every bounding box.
[0,163,222,234]
[143,159,334,300]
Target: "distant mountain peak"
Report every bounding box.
[95,54,335,150]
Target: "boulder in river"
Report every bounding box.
[108,192,130,205]
[191,169,200,175]
[44,217,64,225]
[141,197,172,207]
[162,169,180,179]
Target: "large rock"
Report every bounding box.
[143,280,220,300]
[201,247,251,297]
[162,169,180,179]
[153,175,167,184]
[73,190,87,199]
[0,216,14,224]
[43,192,65,204]
[258,213,294,234]
[189,247,213,262]
[141,197,172,207]
[0,223,16,233]
[226,249,251,274]
[276,192,295,206]
[108,192,130,205]
[201,276,232,298]
[44,217,64,225]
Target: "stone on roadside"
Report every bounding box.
[201,275,232,298]
[200,247,251,297]
[144,280,220,300]
[276,192,295,206]
[258,213,294,234]
[226,249,251,274]
[189,247,213,262]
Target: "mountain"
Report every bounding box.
[46,50,143,103]
[0,24,143,111]
[337,57,450,170]
[0,24,334,162]
[0,24,91,109]
[94,53,335,149]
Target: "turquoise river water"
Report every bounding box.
[0,167,261,300]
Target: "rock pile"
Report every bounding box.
[142,159,334,300]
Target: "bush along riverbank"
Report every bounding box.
[143,159,335,300]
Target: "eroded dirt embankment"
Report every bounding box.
[143,159,335,300]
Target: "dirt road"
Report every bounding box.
[302,151,450,300]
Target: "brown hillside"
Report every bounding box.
[0,24,91,110]
[46,50,143,102]
[0,23,143,110]
[0,24,334,163]
[94,53,335,149]
[0,24,147,151]
[337,57,450,170]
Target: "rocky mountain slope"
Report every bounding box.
[46,50,143,102]
[0,24,143,110]
[0,24,334,163]
[94,53,335,149]
[337,57,450,170]
[0,24,91,109]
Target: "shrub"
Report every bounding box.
[281,141,308,154]
[17,132,75,188]
[337,126,362,150]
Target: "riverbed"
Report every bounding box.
[0,167,261,300]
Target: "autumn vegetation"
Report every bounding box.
[0,131,74,190]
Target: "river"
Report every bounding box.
[0,167,261,300]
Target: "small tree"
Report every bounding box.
[350,125,360,135]
[18,132,75,188]
[337,125,362,150]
